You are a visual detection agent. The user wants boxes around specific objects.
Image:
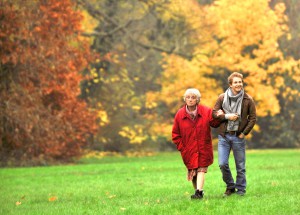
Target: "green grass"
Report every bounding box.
[0,149,299,215]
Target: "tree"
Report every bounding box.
[76,0,200,151]
[147,0,300,147]
[76,0,300,150]
[250,0,300,148]
[0,0,97,165]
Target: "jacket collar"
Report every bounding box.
[182,104,202,119]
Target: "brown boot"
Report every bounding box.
[223,188,236,197]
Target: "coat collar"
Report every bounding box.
[182,104,202,119]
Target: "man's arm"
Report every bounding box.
[209,108,221,128]
[242,99,257,135]
[213,94,226,121]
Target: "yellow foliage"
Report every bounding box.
[157,0,201,22]
[80,0,300,145]
[132,105,141,111]
[149,122,173,142]
[97,103,109,126]
[145,92,158,109]
[146,0,300,142]
[82,149,154,159]
[283,87,300,101]
[147,54,223,115]
[118,125,147,144]
[91,69,98,78]
[81,10,98,32]
[207,0,288,70]
[93,78,99,83]
[245,84,280,117]
[80,10,98,44]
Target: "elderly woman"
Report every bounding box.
[172,88,220,199]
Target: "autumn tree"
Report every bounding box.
[206,0,300,148]
[76,0,199,152]
[76,0,300,150]
[251,0,300,148]
[0,0,97,165]
[146,0,300,147]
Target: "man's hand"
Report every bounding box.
[227,113,239,121]
[238,133,245,138]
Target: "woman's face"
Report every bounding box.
[185,93,198,107]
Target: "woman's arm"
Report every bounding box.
[172,114,183,151]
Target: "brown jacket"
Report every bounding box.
[212,93,256,136]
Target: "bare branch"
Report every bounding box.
[76,0,207,60]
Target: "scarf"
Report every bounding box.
[222,88,244,131]
[186,105,197,120]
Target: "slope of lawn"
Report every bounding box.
[0,149,299,215]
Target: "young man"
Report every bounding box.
[213,72,256,196]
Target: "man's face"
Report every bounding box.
[230,77,243,95]
[185,94,198,107]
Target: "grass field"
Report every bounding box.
[0,149,299,215]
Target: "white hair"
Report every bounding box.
[183,88,201,103]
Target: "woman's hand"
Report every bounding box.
[216,109,224,116]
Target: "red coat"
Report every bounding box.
[172,104,220,170]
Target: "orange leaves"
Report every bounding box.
[48,196,58,202]
[0,2,22,65]
[35,0,84,39]
[15,195,59,206]
[0,0,97,165]
[34,26,42,32]
[67,60,77,71]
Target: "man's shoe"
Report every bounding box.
[236,189,246,196]
[223,188,236,197]
[191,189,204,200]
